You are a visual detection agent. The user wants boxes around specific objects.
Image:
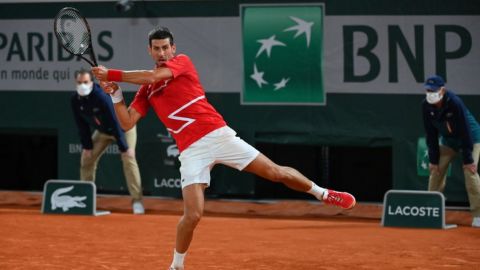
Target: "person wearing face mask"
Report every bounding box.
[71,69,145,214]
[422,75,480,227]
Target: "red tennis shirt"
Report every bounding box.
[130,54,226,152]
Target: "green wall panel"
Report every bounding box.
[1,91,477,202]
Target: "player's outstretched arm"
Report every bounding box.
[92,66,173,85]
[99,81,141,131]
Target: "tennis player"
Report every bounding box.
[93,26,356,270]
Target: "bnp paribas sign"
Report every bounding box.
[241,4,325,105]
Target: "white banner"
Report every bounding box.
[0,17,242,92]
[324,16,480,94]
[0,15,479,94]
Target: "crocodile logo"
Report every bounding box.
[51,185,87,212]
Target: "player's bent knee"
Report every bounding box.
[183,211,203,226]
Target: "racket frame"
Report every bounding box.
[54,7,98,67]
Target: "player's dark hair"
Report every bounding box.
[75,68,93,81]
[148,26,174,46]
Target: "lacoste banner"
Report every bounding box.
[42,179,109,216]
[381,190,456,229]
[241,5,325,105]
[136,132,182,198]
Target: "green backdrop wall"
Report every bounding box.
[1,0,479,202]
[1,91,478,202]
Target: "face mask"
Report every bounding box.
[426,92,443,104]
[76,83,93,96]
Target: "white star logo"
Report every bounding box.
[274,78,290,91]
[250,64,268,88]
[256,35,286,58]
[421,161,428,170]
[283,16,314,47]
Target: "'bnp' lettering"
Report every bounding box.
[343,24,472,83]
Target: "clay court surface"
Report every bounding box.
[1,191,479,269]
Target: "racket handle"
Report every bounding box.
[107,69,123,82]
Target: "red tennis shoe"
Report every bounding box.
[323,190,356,209]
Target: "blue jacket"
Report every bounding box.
[71,83,128,152]
[422,90,480,165]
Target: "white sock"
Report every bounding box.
[307,183,328,200]
[171,249,186,268]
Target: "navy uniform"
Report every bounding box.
[72,81,144,214]
[422,75,480,227]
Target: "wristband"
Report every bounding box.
[110,88,124,103]
[107,69,123,82]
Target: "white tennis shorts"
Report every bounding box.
[178,126,260,189]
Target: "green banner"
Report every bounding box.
[381,190,454,229]
[137,134,182,198]
[42,180,96,215]
[241,4,325,105]
[416,137,451,177]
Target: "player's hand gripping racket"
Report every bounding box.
[54,7,98,67]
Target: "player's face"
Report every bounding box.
[148,38,176,66]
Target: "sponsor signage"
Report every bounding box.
[381,190,456,229]
[241,4,325,105]
[416,137,451,177]
[42,179,110,216]
[154,178,182,189]
[0,14,479,94]
[138,132,182,197]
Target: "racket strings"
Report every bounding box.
[55,9,91,55]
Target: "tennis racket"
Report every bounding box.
[54,7,98,67]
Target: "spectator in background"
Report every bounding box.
[422,75,480,227]
[71,69,145,214]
